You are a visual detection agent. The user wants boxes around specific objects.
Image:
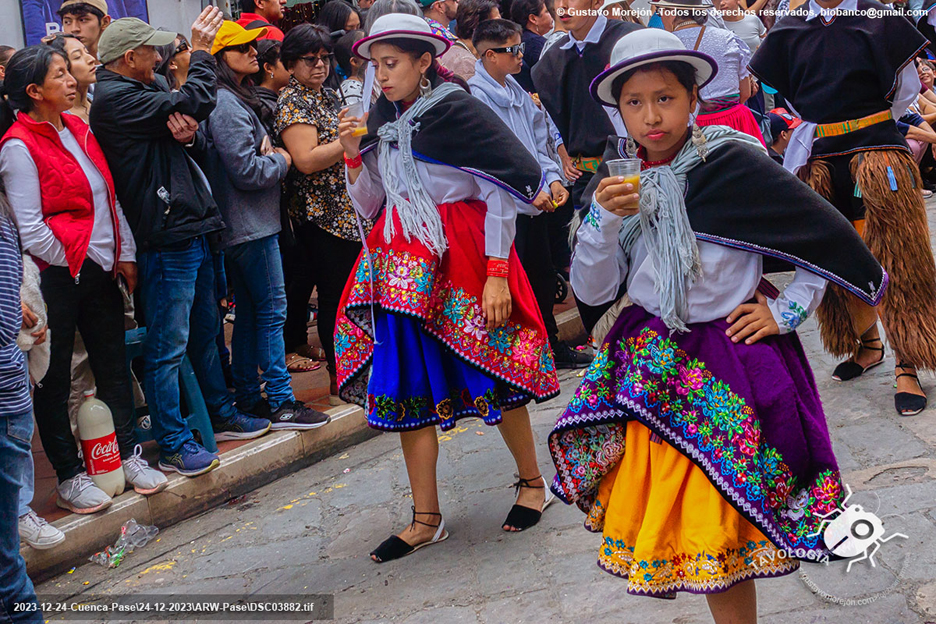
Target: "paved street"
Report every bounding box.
[37,210,936,623]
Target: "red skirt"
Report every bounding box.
[335,200,561,413]
[698,103,766,147]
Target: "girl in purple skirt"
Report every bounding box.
[547,29,887,622]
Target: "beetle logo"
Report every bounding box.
[808,484,908,573]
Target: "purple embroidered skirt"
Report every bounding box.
[548,304,846,595]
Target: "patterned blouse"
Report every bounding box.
[274,76,367,241]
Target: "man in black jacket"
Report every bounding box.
[90,8,272,478]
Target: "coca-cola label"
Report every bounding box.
[81,433,122,476]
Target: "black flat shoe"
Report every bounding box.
[370,507,448,563]
[832,337,885,381]
[895,363,927,417]
[502,475,555,532]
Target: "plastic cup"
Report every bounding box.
[345,100,368,136]
[606,158,641,196]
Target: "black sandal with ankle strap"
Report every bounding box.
[370,506,448,563]
[502,475,555,533]
[832,337,885,381]
[895,363,927,417]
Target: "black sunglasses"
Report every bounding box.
[173,39,190,56]
[486,42,525,56]
[299,53,335,66]
[226,41,257,54]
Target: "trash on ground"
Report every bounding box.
[89,519,159,568]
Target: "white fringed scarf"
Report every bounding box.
[376,81,461,258]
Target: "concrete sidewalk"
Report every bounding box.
[23,305,586,583]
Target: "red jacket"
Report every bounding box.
[0,113,120,278]
[235,14,285,41]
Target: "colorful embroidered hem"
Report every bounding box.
[336,200,560,430]
[548,304,845,568]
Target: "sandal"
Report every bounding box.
[502,475,555,532]
[895,363,927,417]
[285,353,322,373]
[832,337,885,381]
[296,344,327,362]
[370,507,448,563]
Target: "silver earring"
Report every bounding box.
[691,122,708,161]
[419,75,432,98]
[625,136,636,158]
[270,72,274,79]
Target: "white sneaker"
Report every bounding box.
[18,509,66,550]
[123,444,169,495]
[56,472,112,514]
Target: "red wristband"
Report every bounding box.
[487,258,509,278]
[344,152,363,169]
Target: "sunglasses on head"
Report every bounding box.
[226,41,257,54]
[487,42,525,56]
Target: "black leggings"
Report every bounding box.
[283,222,362,371]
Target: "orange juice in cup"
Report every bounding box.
[346,100,368,136]
[606,158,641,196]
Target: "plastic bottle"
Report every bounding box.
[77,389,125,497]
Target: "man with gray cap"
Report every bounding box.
[90,7,273,478]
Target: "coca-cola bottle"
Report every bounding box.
[77,390,125,497]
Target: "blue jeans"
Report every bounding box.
[17,451,32,518]
[225,235,293,410]
[0,409,42,623]
[138,237,237,454]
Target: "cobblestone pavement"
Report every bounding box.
[38,213,936,624]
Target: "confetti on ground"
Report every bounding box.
[343,468,351,473]
[476,431,485,436]
[67,568,76,574]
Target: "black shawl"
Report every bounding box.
[359,83,544,203]
[582,136,887,305]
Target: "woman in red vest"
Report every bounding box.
[0,45,167,516]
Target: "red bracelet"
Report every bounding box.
[487,258,509,278]
[344,152,363,169]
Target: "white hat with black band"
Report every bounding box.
[353,13,452,60]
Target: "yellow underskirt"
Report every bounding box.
[589,421,798,597]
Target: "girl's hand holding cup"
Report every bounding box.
[595,158,641,217]
[338,104,368,156]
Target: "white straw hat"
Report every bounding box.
[353,13,452,60]
[590,29,718,107]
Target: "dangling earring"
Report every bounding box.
[625,135,636,158]
[690,114,708,161]
[269,72,274,79]
[419,74,432,98]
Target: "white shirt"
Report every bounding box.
[560,15,608,52]
[674,26,751,101]
[722,14,766,53]
[347,150,519,259]
[0,123,136,272]
[571,200,828,334]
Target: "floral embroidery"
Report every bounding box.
[550,328,844,557]
[366,387,502,431]
[584,200,604,230]
[780,299,807,332]
[598,535,798,596]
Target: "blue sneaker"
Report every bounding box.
[212,411,272,442]
[158,440,220,477]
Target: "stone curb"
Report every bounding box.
[22,403,378,584]
[22,307,586,584]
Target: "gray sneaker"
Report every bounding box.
[18,509,65,550]
[123,444,169,495]
[56,472,112,514]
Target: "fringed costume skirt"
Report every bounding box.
[335,200,561,432]
[548,304,844,598]
[799,148,936,367]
